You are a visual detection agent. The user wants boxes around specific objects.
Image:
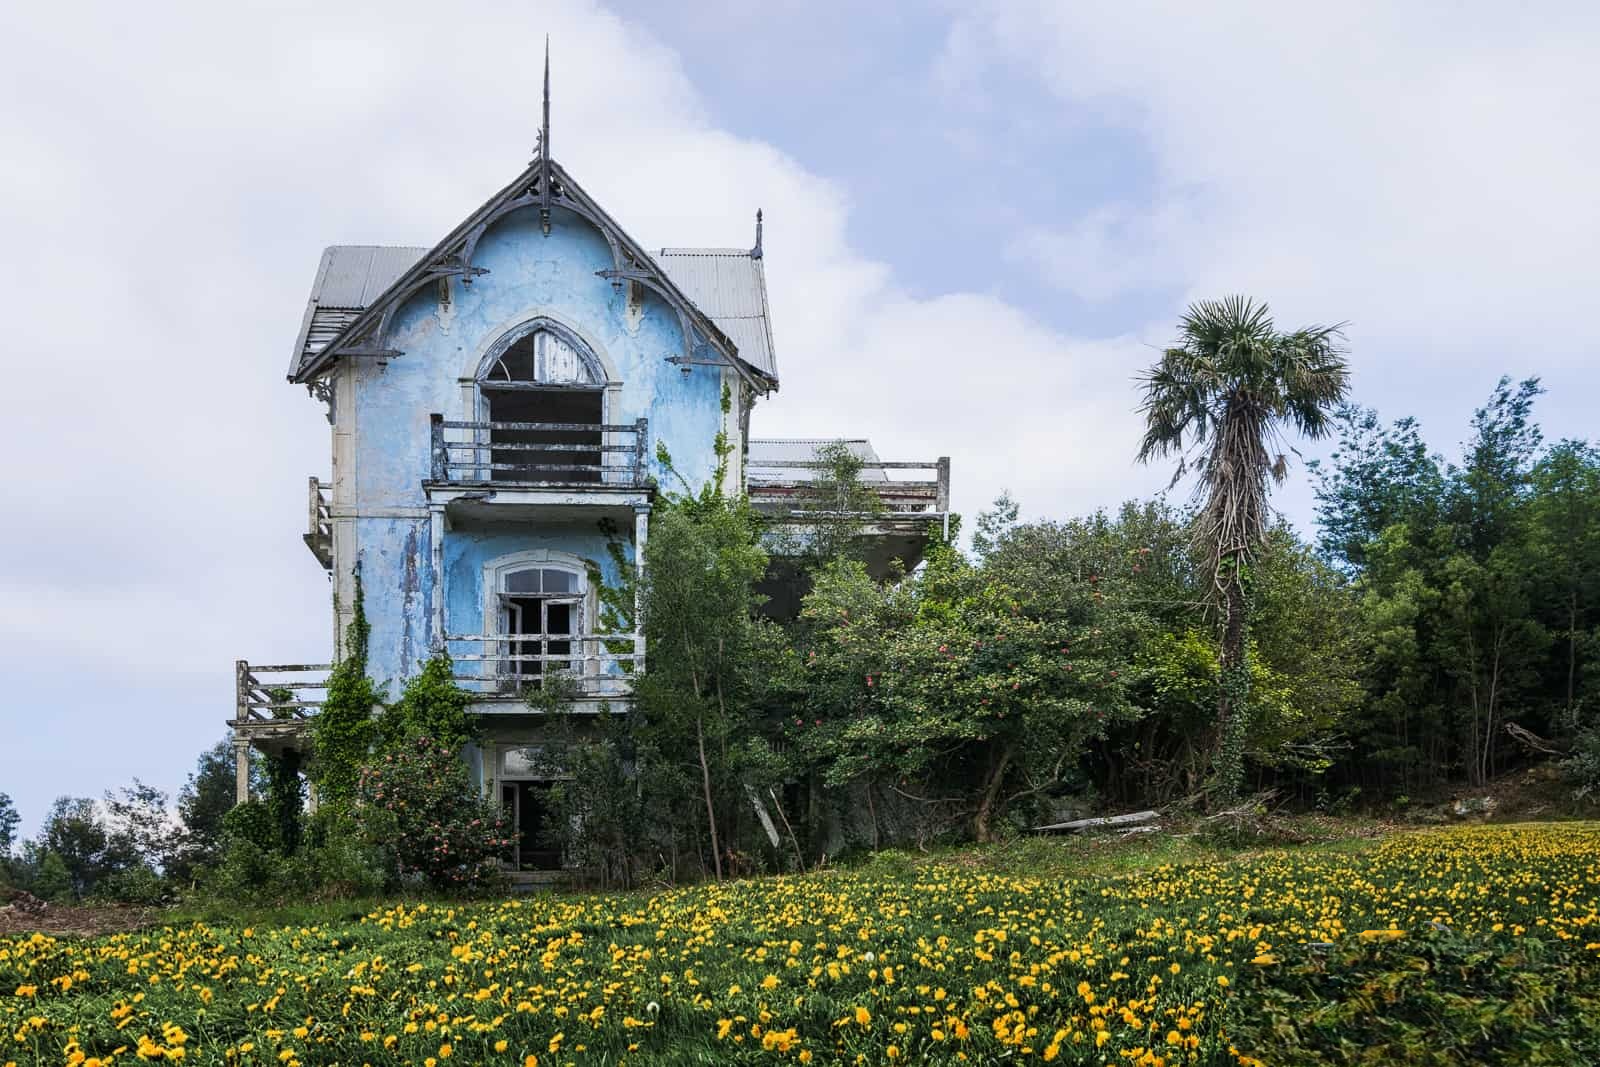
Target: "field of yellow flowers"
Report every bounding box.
[5,823,1600,1066]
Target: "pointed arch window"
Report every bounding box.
[478,322,605,483]
[482,328,603,386]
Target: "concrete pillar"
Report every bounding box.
[429,504,446,650]
[233,739,251,805]
[633,504,649,671]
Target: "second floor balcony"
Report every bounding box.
[426,413,651,519]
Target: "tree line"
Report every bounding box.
[4,297,1598,901]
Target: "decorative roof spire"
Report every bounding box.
[751,208,763,259]
[539,35,552,236]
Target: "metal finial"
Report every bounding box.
[540,36,552,236]
[751,208,763,259]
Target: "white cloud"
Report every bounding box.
[947,1,1600,380]
[0,0,1159,831]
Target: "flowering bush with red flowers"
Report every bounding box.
[353,736,512,893]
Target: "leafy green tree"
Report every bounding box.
[170,738,240,882]
[1525,441,1600,729]
[35,796,133,899]
[0,793,18,858]
[1137,296,1350,799]
[103,779,174,871]
[635,494,769,880]
[30,851,71,903]
[1311,405,1442,570]
[800,537,1143,842]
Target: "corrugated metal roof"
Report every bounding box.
[656,248,778,380]
[290,245,426,375]
[747,438,887,482]
[291,242,778,382]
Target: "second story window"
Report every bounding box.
[500,565,583,683]
[479,325,605,484]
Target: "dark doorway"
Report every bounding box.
[500,780,562,871]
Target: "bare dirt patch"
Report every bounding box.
[0,888,154,938]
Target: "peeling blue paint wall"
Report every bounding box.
[344,204,726,692]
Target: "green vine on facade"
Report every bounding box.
[263,748,305,854]
[312,570,382,808]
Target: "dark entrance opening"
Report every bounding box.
[500,780,562,871]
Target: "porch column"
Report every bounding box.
[233,738,251,805]
[633,504,649,671]
[429,504,446,650]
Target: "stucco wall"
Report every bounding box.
[339,204,726,688]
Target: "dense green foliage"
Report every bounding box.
[1314,378,1600,795]
[311,573,384,809]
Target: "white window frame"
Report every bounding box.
[481,550,593,684]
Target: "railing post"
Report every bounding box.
[937,457,951,541]
[430,414,446,482]
[634,418,648,487]
[307,476,321,540]
[235,660,250,722]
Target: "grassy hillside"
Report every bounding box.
[4,823,1599,1066]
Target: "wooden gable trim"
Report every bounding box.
[291,159,775,394]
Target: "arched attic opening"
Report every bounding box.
[476,318,607,485]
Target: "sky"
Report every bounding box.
[2,1,1597,837]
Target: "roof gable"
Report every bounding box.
[288,160,778,391]
[655,249,777,380]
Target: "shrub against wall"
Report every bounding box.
[353,736,511,892]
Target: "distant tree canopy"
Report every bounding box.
[1313,377,1600,793]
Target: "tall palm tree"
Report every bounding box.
[1137,296,1350,800]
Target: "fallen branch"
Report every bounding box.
[1034,810,1160,834]
[1505,721,1568,757]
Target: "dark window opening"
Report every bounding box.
[484,387,603,484]
[480,328,605,484]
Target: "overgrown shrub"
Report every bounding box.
[353,736,511,893]
[204,802,390,904]
[91,863,165,905]
[383,653,475,749]
[546,711,643,888]
[1561,727,1600,799]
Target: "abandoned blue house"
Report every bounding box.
[230,78,950,876]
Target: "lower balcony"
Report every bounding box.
[442,632,641,712]
[231,634,638,745]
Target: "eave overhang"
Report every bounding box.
[288,157,778,394]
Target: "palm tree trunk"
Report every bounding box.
[1215,553,1249,802]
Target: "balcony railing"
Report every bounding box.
[303,478,332,570]
[443,633,642,700]
[232,661,331,723]
[747,456,951,517]
[429,415,649,488]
